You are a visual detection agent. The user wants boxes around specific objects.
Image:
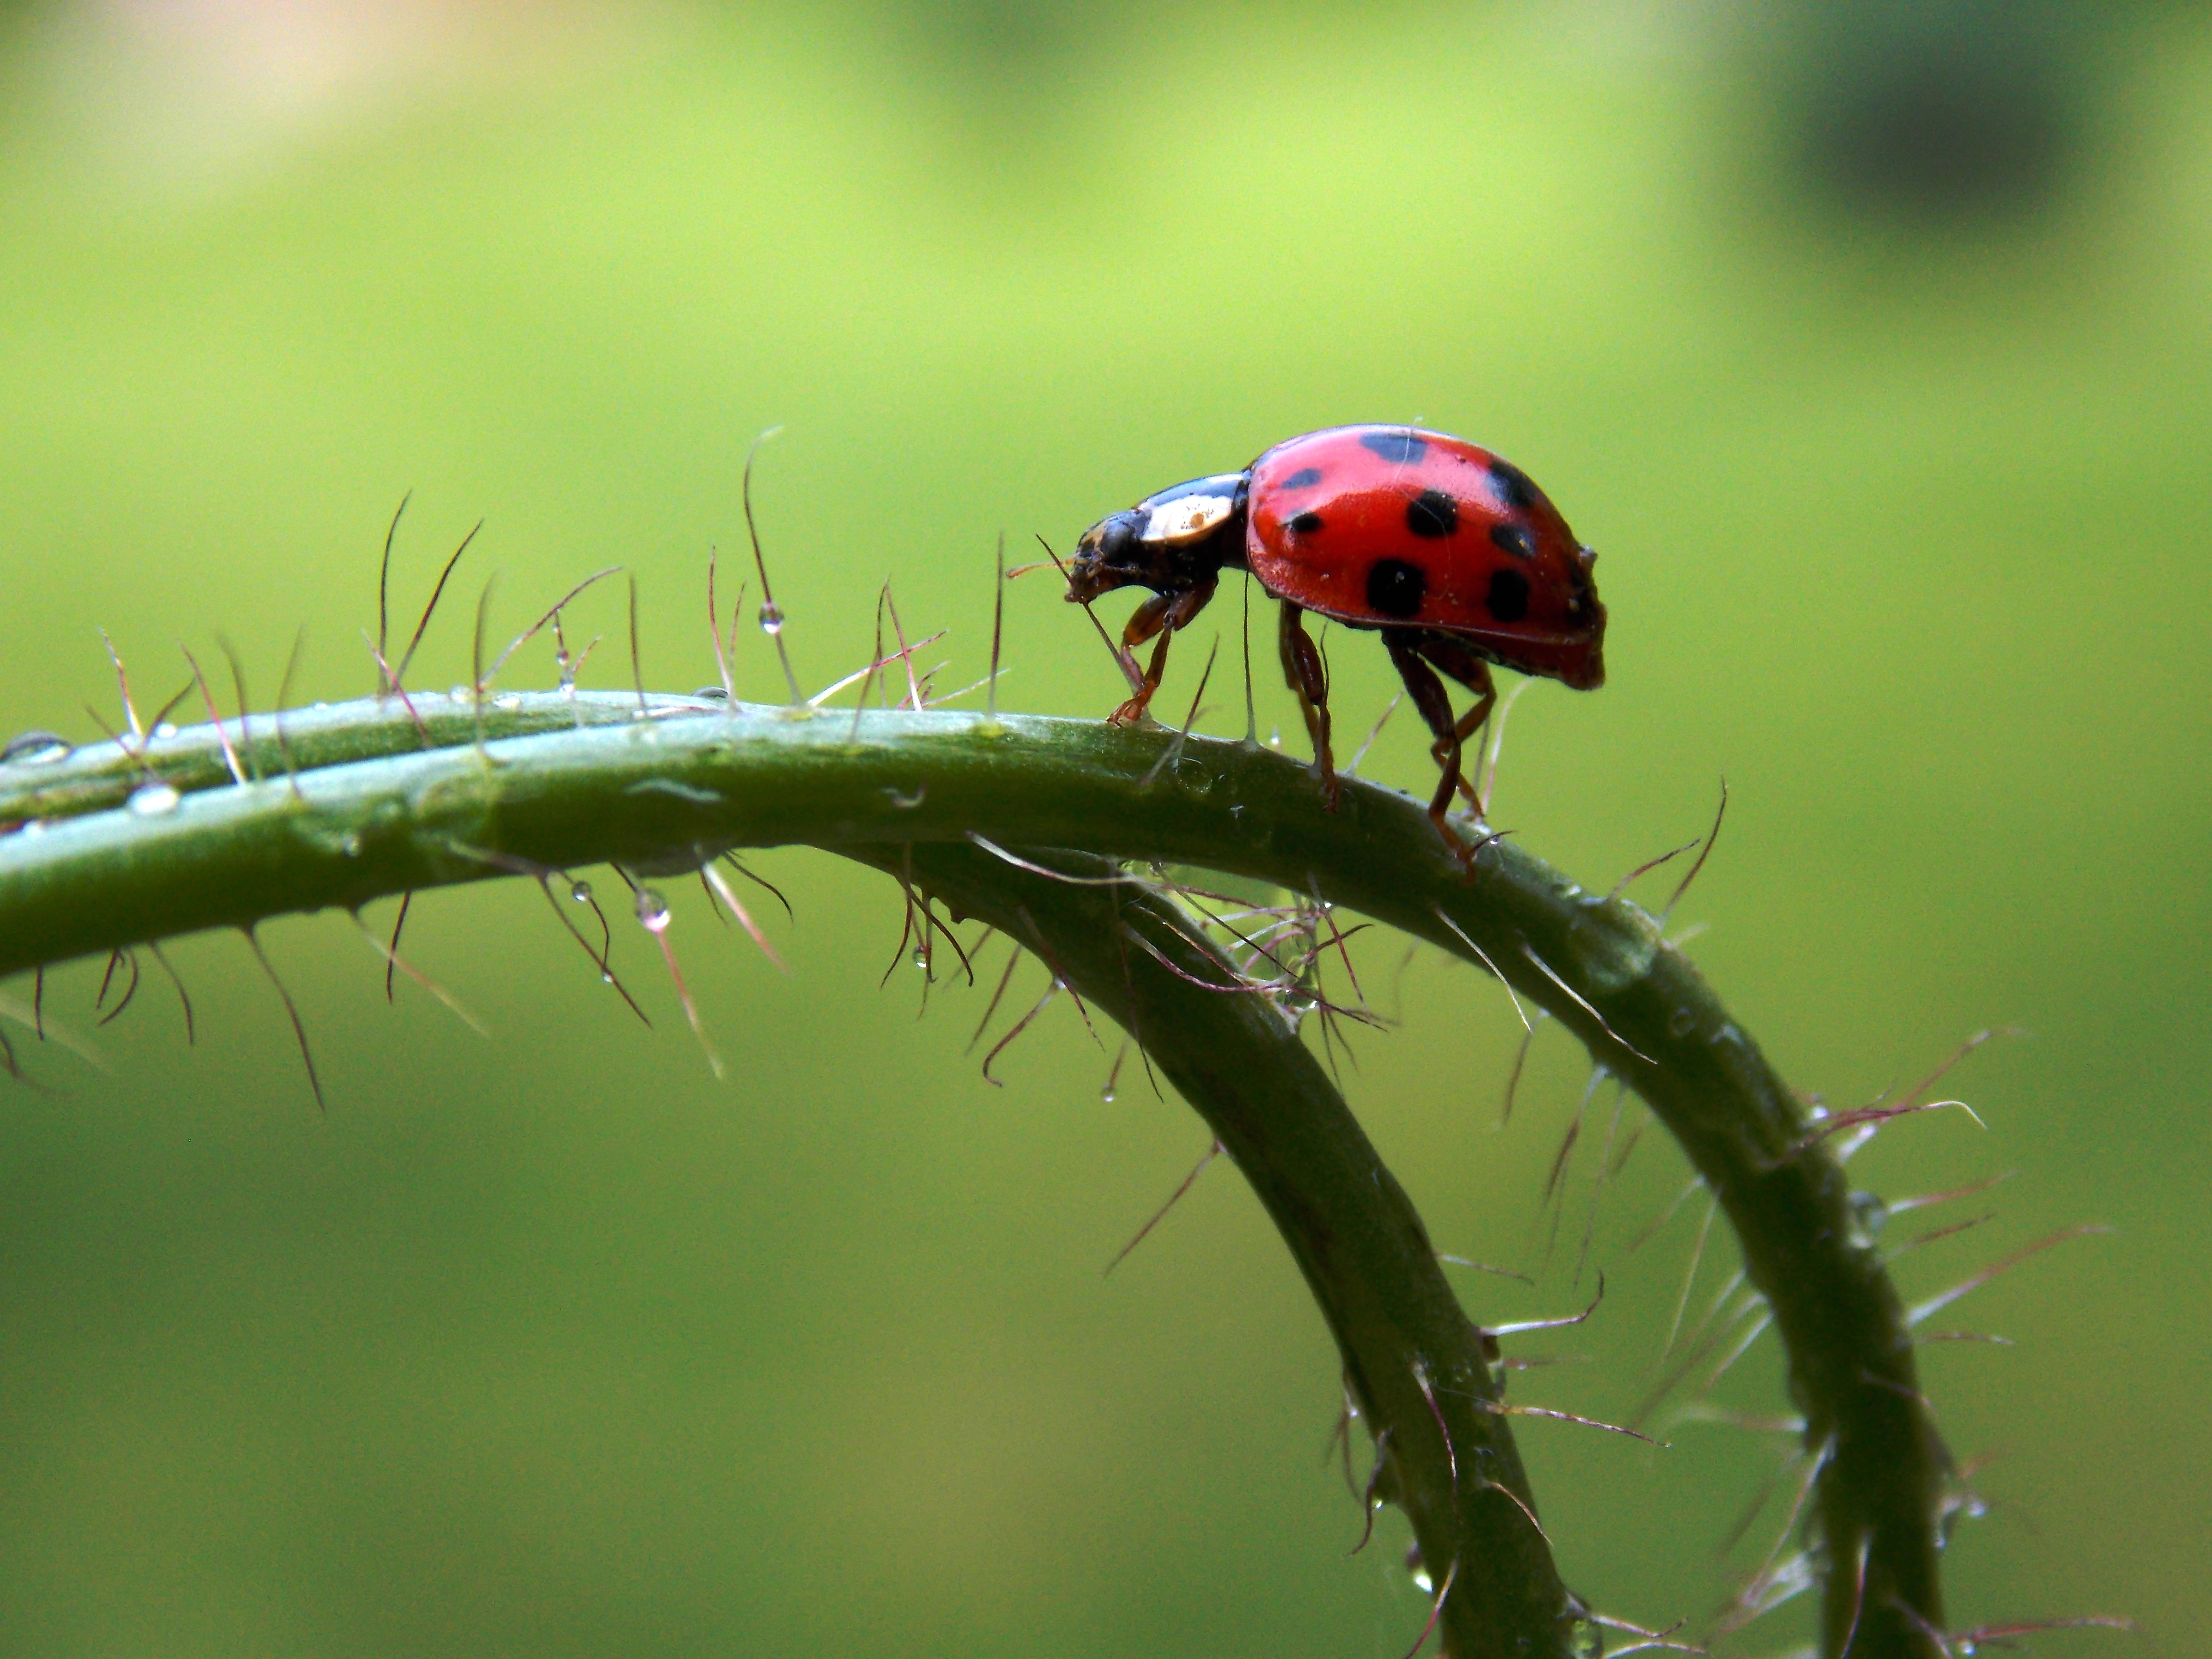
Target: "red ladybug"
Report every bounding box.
[1066,424,1606,852]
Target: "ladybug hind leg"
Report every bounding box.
[1384,631,1495,859]
[1277,600,1339,809]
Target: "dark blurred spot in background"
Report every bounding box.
[1784,0,2102,221]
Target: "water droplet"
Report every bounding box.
[494,694,523,711]
[1847,1190,1888,1249]
[637,890,671,932]
[1099,1085,1117,1103]
[152,721,178,740]
[1668,1007,1696,1038]
[449,685,471,703]
[312,701,328,710]
[2,731,71,765]
[1267,726,1282,749]
[912,946,929,970]
[1405,1540,1432,1594]
[758,600,785,637]
[19,818,45,837]
[339,832,362,857]
[601,971,614,985]
[570,881,593,902]
[128,781,181,816]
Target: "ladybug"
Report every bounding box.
[1066,424,1606,853]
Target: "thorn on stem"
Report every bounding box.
[146,941,194,1045]
[1104,1138,1222,1276]
[742,426,805,706]
[376,491,410,688]
[244,926,324,1113]
[392,518,482,696]
[988,531,1007,724]
[1660,778,1727,922]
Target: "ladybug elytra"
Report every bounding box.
[1066,424,1606,854]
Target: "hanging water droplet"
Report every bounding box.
[637,889,671,932]
[570,881,593,902]
[1099,1084,1117,1103]
[128,781,181,816]
[912,946,929,970]
[1267,726,1282,750]
[1405,1541,1432,1594]
[152,721,178,740]
[601,971,614,985]
[758,599,785,637]
[2,731,71,765]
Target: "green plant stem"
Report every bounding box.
[0,696,1946,1659]
[883,842,1578,1659]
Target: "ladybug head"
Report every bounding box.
[1065,507,1149,604]
[1067,471,1249,604]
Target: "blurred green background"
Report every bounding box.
[1,1,2207,1653]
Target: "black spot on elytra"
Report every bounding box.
[1283,467,1323,489]
[1489,460,1538,512]
[1405,489,1458,538]
[1486,567,1531,624]
[1360,430,1428,465]
[1366,558,1427,619]
[1289,510,1325,535]
[1489,522,1535,560]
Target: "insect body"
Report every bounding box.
[1066,424,1606,853]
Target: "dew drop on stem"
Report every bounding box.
[128,781,181,816]
[2,732,71,765]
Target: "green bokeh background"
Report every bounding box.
[2,3,2207,1654]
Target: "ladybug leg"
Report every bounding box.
[1108,594,1176,726]
[1110,580,1216,726]
[1412,635,1498,813]
[1385,633,1495,860]
[1276,601,1338,808]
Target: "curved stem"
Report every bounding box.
[883,842,1579,1659]
[0,696,1946,1659]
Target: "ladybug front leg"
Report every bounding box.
[1276,600,1338,808]
[1385,632,1495,859]
[1110,579,1217,727]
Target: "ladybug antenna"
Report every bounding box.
[741,426,805,707]
[1035,534,1143,697]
